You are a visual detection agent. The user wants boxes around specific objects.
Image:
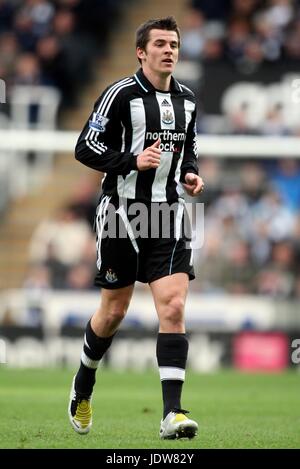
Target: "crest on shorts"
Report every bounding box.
[105,268,118,283]
[89,112,109,132]
[162,109,174,124]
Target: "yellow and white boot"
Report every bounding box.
[159,409,198,439]
[68,376,92,434]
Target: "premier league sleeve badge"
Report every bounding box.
[89,112,110,132]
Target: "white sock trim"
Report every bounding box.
[159,366,185,381]
[81,350,100,369]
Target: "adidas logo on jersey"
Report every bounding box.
[161,99,171,106]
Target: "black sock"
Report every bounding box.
[156,333,189,419]
[75,319,114,395]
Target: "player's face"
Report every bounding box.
[137,29,179,76]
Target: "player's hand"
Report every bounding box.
[182,173,204,196]
[136,139,161,171]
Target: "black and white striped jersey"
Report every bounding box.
[75,68,198,203]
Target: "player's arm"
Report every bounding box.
[180,109,204,196]
[180,109,198,182]
[75,85,138,174]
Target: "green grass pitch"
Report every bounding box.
[0,368,299,449]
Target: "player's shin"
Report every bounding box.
[75,319,115,395]
[156,332,189,418]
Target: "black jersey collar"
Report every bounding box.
[134,68,182,94]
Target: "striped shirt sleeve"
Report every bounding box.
[180,108,199,183]
[75,77,138,174]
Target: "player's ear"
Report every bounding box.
[136,47,146,61]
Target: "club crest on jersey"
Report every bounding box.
[105,268,118,283]
[162,110,174,124]
[89,112,109,132]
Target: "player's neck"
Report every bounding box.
[142,68,171,92]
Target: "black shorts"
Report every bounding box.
[94,194,195,289]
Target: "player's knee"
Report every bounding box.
[99,308,126,332]
[100,293,131,317]
[106,307,126,324]
[162,296,185,327]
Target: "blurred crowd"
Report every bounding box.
[180,0,300,137]
[0,0,127,106]
[193,157,300,299]
[181,0,300,69]
[26,175,99,291]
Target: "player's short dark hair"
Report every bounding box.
[136,16,181,53]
